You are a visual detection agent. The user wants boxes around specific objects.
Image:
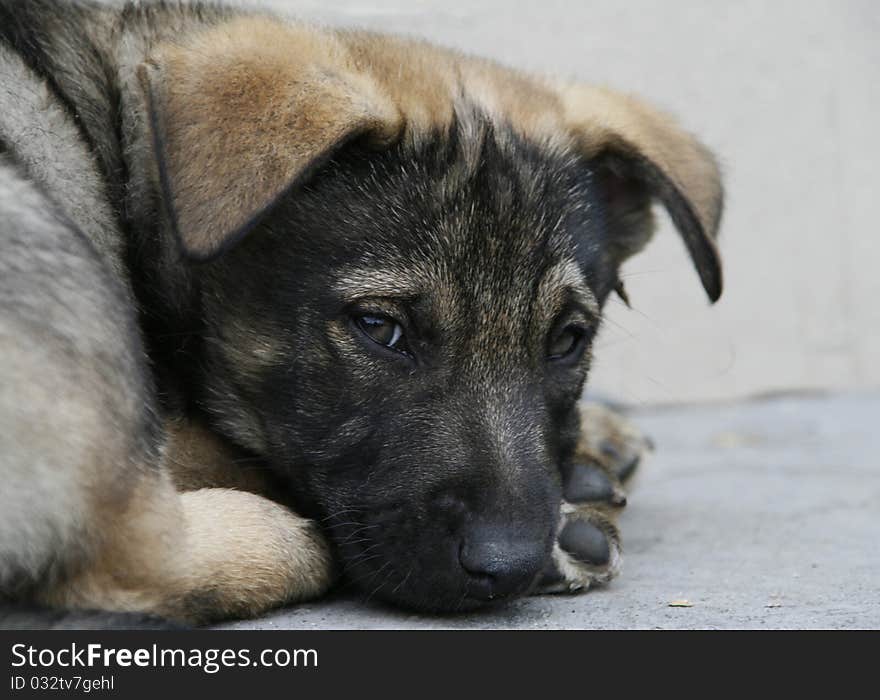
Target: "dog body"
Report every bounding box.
[0,0,722,624]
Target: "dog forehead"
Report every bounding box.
[333,245,595,335]
[322,112,599,323]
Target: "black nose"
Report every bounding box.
[459,523,546,601]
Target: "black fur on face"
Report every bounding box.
[195,111,625,611]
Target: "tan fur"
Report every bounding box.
[138,18,403,258]
[559,83,723,298]
[38,434,333,625]
[559,83,722,233]
[139,17,722,299]
[164,417,276,495]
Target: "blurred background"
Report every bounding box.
[239,0,880,406]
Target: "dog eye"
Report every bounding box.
[547,324,586,361]
[355,314,405,351]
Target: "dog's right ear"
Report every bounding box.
[558,83,724,303]
[137,18,402,260]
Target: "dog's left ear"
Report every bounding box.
[558,84,724,303]
[137,19,402,260]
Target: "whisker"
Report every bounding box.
[363,562,394,603]
[390,567,413,596]
[337,524,381,544]
[345,558,388,589]
[325,520,367,530]
[320,508,364,523]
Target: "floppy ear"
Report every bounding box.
[137,18,402,260]
[558,84,724,302]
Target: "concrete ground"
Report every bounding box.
[221,392,880,629]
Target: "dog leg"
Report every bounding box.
[37,416,334,624]
[537,402,653,593]
[38,472,334,624]
[37,418,335,624]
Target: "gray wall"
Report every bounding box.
[183,2,880,404]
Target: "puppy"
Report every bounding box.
[0,0,722,625]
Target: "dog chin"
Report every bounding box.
[369,580,504,614]
[343,557,538,614]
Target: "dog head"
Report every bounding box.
[139,18,723,611]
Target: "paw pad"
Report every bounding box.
[558,519,610,566]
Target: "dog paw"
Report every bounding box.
[537,504,622,594]
[535,403,651,594]
[572,402,653,490]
